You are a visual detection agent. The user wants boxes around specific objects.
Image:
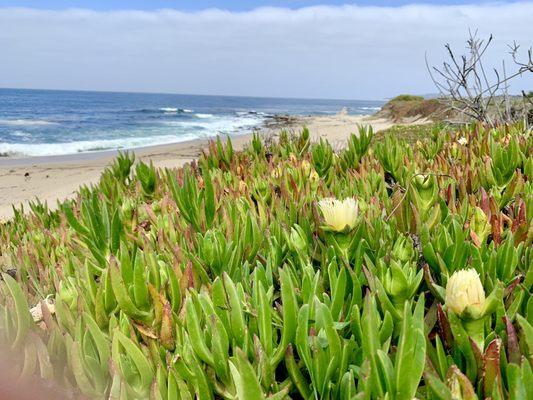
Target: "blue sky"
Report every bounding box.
[0,1,509,11]
[0,2,531,99]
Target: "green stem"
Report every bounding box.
[464,318,485,352]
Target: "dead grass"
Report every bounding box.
[376,97,454,123]
[372,122,450,145]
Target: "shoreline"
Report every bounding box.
[0,113,425,219]
[0,111,302,165]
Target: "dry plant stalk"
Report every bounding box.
[426,31,533,126]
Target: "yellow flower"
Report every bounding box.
[309,169,319,184]
[271,166,282,179]
[445,269,485,317]
[289,153,298,164]
[318,197,358,232]
[301,160,311,176]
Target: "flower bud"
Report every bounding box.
[271,166,282,179]
[309,169,320,184]
[301,160,311,176]
[289,153,298,164]
[392,235,415,262]
[318,197,358,232]
[450,142,459,158]
[445,269,485,318]
[58,278,78,311]
[412,174,438,210]
[470,207,491,247]
[151,200,161,213]
[287,225,308,252]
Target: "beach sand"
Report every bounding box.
[0,113,424,219]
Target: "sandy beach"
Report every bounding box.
[0,113,416,219]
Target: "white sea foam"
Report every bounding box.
[0,134,198,157]
[0,119,58,126]
[11,130,32,138]
[0,112,265,157]
[157,107,195,114]
[169,115,262,133]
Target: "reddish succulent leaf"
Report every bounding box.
[410,202,420,232]
[491,214,501,246]
[483,338,503,399]
[479,187,490,215]
[446,183,455,208]
[489,196,499,217]
[160,302,175,350]
[180,261,196,291]
[288,175,299,197]
[469,230,482,248]
[424,264,444,303]
[503,316,521,365]
[446,365,477,400]
[468,337,484,378]
[437,303,453,350]
[133,322,158,339]
[504,275,523,298]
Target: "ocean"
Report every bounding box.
[0,88,384,157]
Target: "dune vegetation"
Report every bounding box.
[0,123,532,399]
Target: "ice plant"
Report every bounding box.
[469,207,491,247]
[301,159,311,176]
[309,169,319,184]
[409,173,440,228]
[445,268,501,351]
[318,197,358,232]
[0,124,530,399]
[445,269,486,317]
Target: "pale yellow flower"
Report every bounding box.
[318,197,358,232]
[301,160,311,176]
[289,153,298,164]
[271,166,282,179]
[445,269,485,316]
[458,137,468,145]
[309,169,319,184]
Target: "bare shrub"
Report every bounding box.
[426,31,533,126]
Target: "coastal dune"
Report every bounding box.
[0,113,421,219]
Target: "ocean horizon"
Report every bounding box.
[0,88,384,157]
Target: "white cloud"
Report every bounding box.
[0,3,531,99]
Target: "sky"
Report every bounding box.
[0,1,511,11]
[0,1,531,100]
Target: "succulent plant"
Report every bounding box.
[0,122,531,399]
